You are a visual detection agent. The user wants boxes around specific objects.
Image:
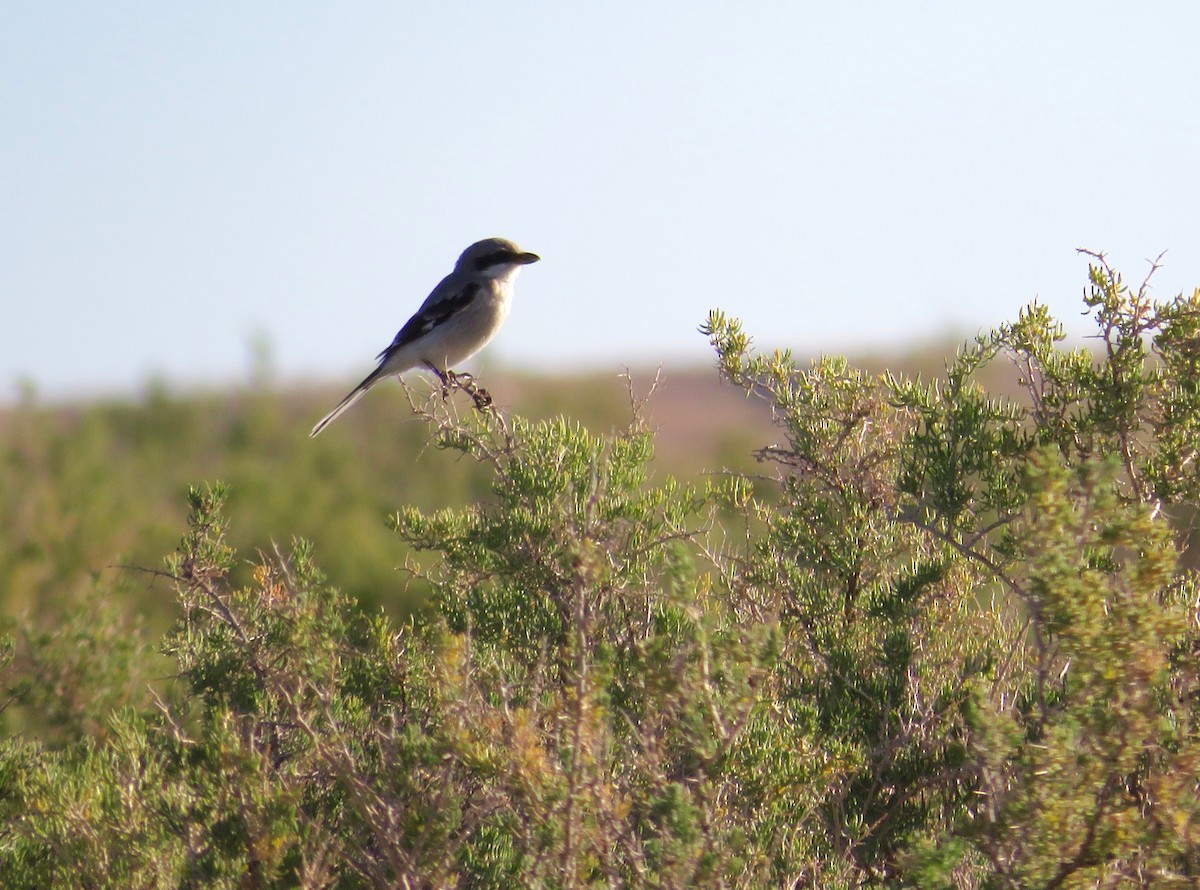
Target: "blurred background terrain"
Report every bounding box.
[0,340,1019,633]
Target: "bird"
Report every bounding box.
[310,237,540,437]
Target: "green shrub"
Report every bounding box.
[1,253,1198,887]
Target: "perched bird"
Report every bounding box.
[311,237,540,436]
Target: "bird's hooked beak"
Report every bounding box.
[517,251,540,265]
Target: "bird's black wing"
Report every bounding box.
[376,280,481,361]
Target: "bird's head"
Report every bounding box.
[456,238,541,277]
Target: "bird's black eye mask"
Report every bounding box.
[473,250,518,271]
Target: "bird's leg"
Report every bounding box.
[424,361,453,399]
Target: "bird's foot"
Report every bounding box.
[449,370,491,411]
[424,364,492,411]
[467,385,493,411]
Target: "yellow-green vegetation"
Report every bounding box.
[2,255,1200,887]
[0,369,770,629]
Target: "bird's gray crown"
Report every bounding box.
[456,237,540,273]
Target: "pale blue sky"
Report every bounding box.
[4,3,1199,400]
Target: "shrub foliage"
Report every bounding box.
[2,254,1200,887]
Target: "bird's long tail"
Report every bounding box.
[310,370,383,437]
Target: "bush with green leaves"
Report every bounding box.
[1,252,1198,887]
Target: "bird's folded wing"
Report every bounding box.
[376,280,481,360]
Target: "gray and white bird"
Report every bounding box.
[310,237,540,437]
